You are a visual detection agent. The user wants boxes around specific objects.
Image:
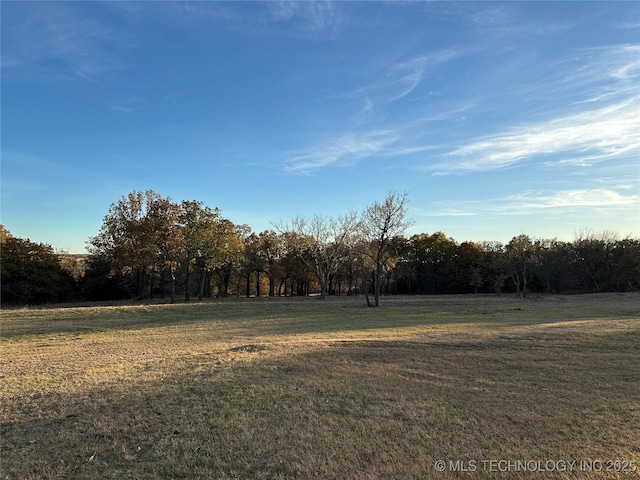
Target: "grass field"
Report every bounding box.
[1,293,639,479]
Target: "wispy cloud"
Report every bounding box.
[285,36,639,177]
[2,3,126,81]
[563,45,640,103]
[283,130,398,175]
[287,48,470,174]
[164,1,344,39]
[282,123,446,174]
[414,207,476,218]
[342,48,469,105]
[266,1,343,38]
[471,3,577,38]
[620,22,640,30]
[386,50,465,101]
[497,44,640,112]
[422,188,638,219]
[504,189,638,210]
[108,96,146,113]
[433,97,640,173]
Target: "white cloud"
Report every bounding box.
[506,189,639,210]
[435,97,640,173]
[507,44,640,109]
[283,130,398,175]
[282,124,444,174]
[572,44,640,92]
[414,207,475,217]
[421,188,638,220]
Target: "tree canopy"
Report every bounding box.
[2,190,639,306]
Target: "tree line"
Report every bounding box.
[1,190,639,306]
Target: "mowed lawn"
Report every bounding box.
[1,294,639,479]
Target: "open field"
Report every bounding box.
[1,293,639,479]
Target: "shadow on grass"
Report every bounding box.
[3,293,639,342]
[3,330,640,480]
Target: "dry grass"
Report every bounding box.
[1,293,639,479]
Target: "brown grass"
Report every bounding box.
[1,293,639,479]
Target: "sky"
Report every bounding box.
[1,1,639,253]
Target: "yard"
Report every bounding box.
[1,293,638,479]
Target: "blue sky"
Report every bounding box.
[2,1,639,253]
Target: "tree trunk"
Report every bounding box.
[219,271,230,297]
[198,269,206,301]
[373,266,381,307]
[137,267,146,300]
[269,276,275,297]
[184,262,191,302]
[168,265,176,304]
[512,273,522,298]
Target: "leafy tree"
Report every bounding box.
[181,201,221,301]
[405,234,430,294]
[379,236,406,295]
[81,255,130,301]
[23,187,638,302]
[90,191,154,298]
[241,232,263,297]
[1,227,74,305]
[279,232,313,296]
[609,238,640,291]
[479,241,507,294]
[426,232,459,293]
[505,234,535,297]
[257,230,283,297]
[458,241,486,294]
[147,194,184,303]
[389,237,414,294]
[59,254,86,283]
[0,225,10,243]
[89,190,184,301]
[530,238,572,293]
[213,220,249,297]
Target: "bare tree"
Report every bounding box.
[277,213,359,298]
[572,228,620,293]
[360,192,413,307]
